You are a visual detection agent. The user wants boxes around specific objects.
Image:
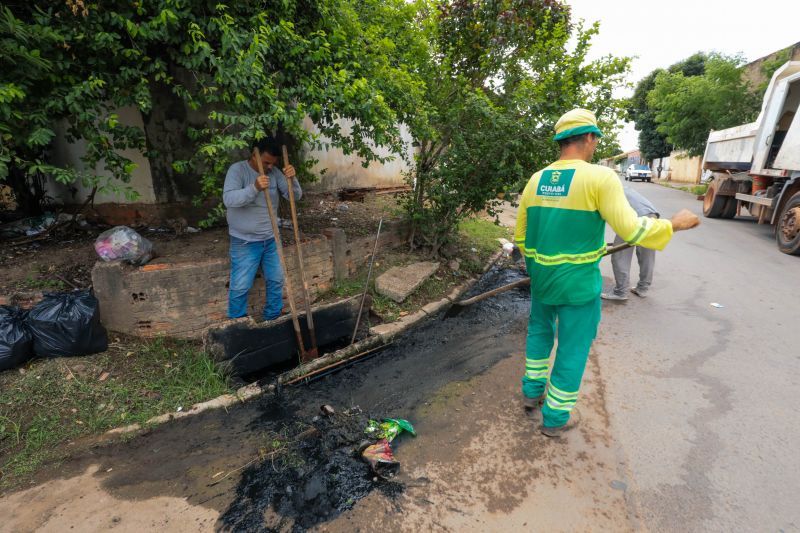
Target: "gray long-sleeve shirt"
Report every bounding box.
[223,160,302,242]
[623,185,659,218]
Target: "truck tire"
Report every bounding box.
[703,179,727,218]
[721,197,738,219]
[776,191,800,255]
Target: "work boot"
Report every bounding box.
[601,292,628,301]
[522,394,544,413]
[540,408,582,438]
[631,287,648,298]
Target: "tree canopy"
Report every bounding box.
[647,54,760,157]
[2,0,631,255]
[627,53,709,161]
[405,0,630,254]
[1,0,429,216]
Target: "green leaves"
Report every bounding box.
[407,2,630,254]
[647,54,759,157]
[2,0,432,216]
[26,128,55,148]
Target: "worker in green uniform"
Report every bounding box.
[514,109,700,437]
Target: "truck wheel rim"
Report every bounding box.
[780,207,800,242]
[703,188,714,211]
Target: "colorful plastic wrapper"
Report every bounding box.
[365,418,416,442]
[360,438,399,476]
[94,226,154,265]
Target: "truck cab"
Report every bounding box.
[701,61,800,255]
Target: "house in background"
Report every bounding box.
[598,150,641,173]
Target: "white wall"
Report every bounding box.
[650,156,671,179]
[668,151,702,184]
[48,106,157,204]
[47,107,416,206]
[302,116,415,191]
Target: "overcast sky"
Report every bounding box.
[567,0,799,151]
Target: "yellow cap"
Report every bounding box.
[553,108,603,141]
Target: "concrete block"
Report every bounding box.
[421,298,450,317]
[375,261,440,303]
[398,309,428,327]
[446,279,475,302]
[323,227,349,282]
[369,322,405,338]
[92,236,335,339]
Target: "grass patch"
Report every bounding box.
[21,275,66,291]
[458,218,512,262]
[318,216,511,326]
[0,336,231,489]
[657,182,708,196]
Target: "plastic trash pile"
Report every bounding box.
[0,290,108,372]
[94,226,154,265]
[0,213,57,239]
[359,418,416,477]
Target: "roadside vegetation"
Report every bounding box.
[629,48,790,161]
[323,217,511,323]
[0,337,230,489]
[656,182,709,196]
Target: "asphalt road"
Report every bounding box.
[596,180,800,532]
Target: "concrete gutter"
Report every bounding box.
[102,250,504,438]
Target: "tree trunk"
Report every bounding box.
[5,166,44,216]
[140,78,204,203]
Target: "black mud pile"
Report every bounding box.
[219,396,403,532]
[220,265,529,532]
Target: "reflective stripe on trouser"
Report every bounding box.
[521,296,601,428]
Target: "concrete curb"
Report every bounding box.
[101,250,505,439]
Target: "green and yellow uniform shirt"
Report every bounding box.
[514,159,673,306]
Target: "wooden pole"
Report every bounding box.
[351,218,382,345]
[254,148,306,359]
[282,144,319,360]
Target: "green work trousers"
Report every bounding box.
[522,296,601,428]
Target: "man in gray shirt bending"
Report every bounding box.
[602,185,659,301]
[223,138,302,320]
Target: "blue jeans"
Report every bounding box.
[228,236,284,320]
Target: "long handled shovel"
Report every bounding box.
[254,147,307,360]
[282,145,319,359]
[444,241,633,318]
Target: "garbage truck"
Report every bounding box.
[701,61,800,255]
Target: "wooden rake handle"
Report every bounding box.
[254,147,306,358]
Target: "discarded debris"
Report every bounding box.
[27,290,108,358]
[320,404,336,417]
[0,213,57,239]
[94,226,154,266]
[710,302,725,308]
[0,305,33,372]
[365,418,417,442]
[359,438,400,477]
[220,403,405,531]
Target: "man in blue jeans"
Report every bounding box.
[223,138,302,320]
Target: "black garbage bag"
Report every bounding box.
[0,306,33,371]
[27,291,108,358]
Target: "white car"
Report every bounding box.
[624,164,652,182]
